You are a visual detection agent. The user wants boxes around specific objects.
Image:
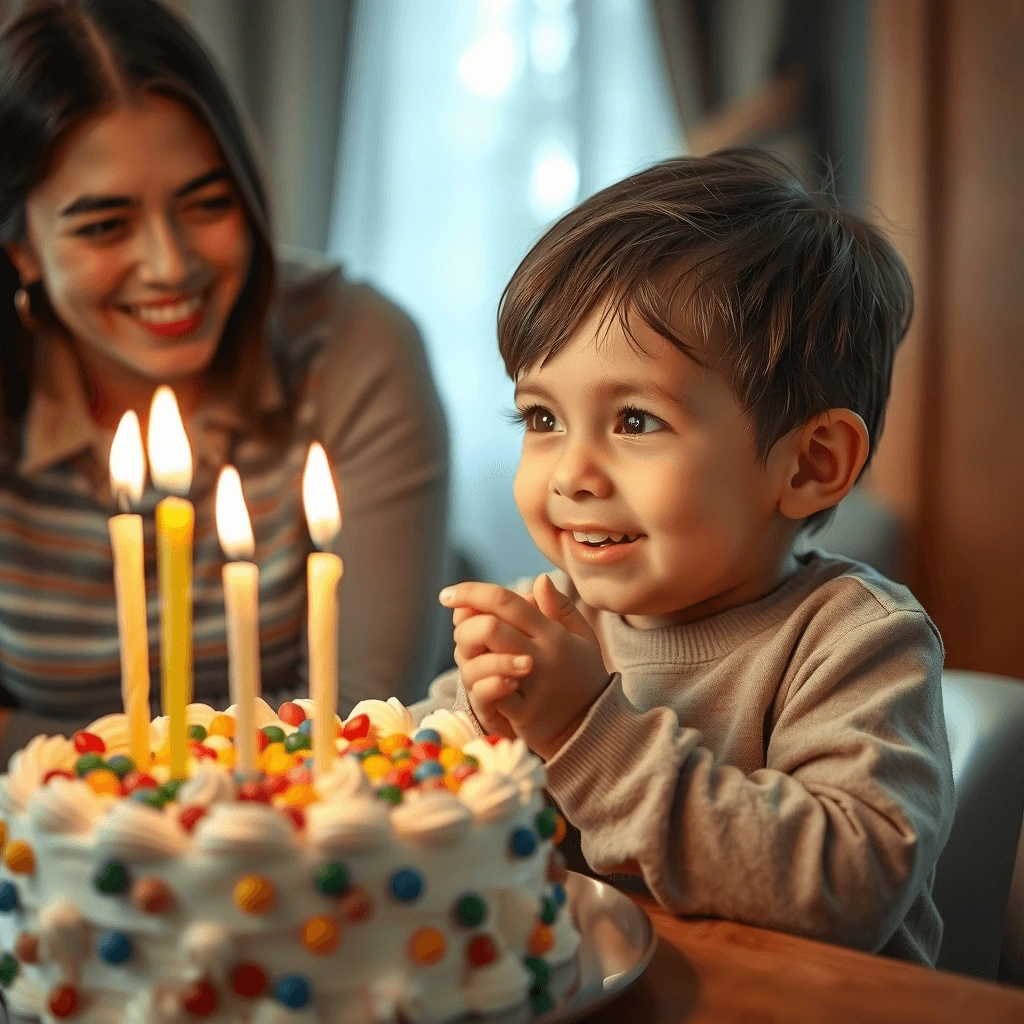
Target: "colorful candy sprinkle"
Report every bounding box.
[74,753,105,776]
[361,754,393,781]
[284,732,311,754]
[232,963,267,998]
[182,979,218,1016]
[188,724,208,742]
[0,881,19,912]
[15,932,39,964]
[0,953,17,986]
[179,806,207,833]
[528,923,554,956]
[47,983,80,1018]
[276,975,311,1009]
[315,861,349,896]
[536,806,557,839]
[208,713,236,738]
[132,877,174,915]
[42,769,74,784]
[94,860,129,894]
[278,784,317,808]
[278,701,306,726]
[455,893,487,927]
[238,780,272,803]
[409,741,441,763]
[412,759,445,783]
[85,769,121,796]
[301,915,341,954]
[391,868,423,902]
[540,896,556,925]
[510,827,537,858]
[342,714,371,741]
[122,771,158,794]
[376,784,403,805]
[234,874,275,914]
[4,839,34,874]
[73,730,105,755]
[553,812,567,845]
[553,883,567,907]
[97,930,133,964]
[338,886,374,923]
[524,956,550,994]
[547,849,568,884]
[105,755,135,778]
[439,746,463,769]
[413,728,441,746]
[378,732,412,756]
[409,927,446,965]
[467,934,497,967]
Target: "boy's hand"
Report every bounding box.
[440,576,610,759]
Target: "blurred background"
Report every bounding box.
[58,0,1024,681]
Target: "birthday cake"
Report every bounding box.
[0,697,578,1024]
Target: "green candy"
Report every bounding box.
[94,860,129,894]
[105,755,135,778]
[284,732,311,754]
[261,725,286,745]
[75,753,105,776]
[139,791,166,810]
[159,779,185,802]
[464,754,480,769]
[455,893,486,927]
[315,861,349,896]
[188,724,208,742]
[0,953,18,987]
[536,806,558,840]
[540,896,556,925]
[357,747,381,761]
[376,785,403,805]
[524,956,550,994]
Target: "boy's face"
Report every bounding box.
[513,305,797,626]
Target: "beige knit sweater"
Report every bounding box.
[416,550,955,965]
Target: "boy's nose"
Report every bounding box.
[550,446,613,500]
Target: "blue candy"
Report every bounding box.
[298,719,314,736]
[391,868,423,902]
[276,975,311,1009]
[413,728,442,746]
[553,882,567,907]
[98,931,133,964]
[510,827,537,858]
[412,759,445,783]
[0,882,18,912]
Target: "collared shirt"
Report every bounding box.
[0,250,450,733]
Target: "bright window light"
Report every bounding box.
[529,12,576,75]
[458,30,520,98]
[529,140,579,219]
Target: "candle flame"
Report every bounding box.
[302,442,341,550]
[215,465,255,561]
[147,386,193,496]
[109,410,146,510]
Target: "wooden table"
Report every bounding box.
[582,897,1024,1024]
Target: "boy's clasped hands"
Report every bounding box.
[439,575,610,760]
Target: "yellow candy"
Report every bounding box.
[204,734,232,753]
[85,769,121,796]
[301,915,341,955]
[360,755,392,782]
[217,747,238,770]
[208,714,236,739]
[153,738,172,765]
[264,751,292,776]
[408,927,446,965]
[438,746,463,770]
[378,733,412,756]
[277,784,318,808]
[4,839,34,875]
[234,874,275,914]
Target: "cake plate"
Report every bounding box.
[1,872,656,1024]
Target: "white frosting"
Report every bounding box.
[122,985,189,1024]
[177,764,237,807]
[27,777,105,834]
[461,953,532,1014]
[307,795,392,852]
[457,770,521,823]
[251,1000,321,1024]
[346,697,415,737]
[39,899,88,981]
[463,737,547,801]
[416,709,478,748]
[194,802,294,856]
[180,920,236,983]
[390,790,472,846]
[494,886,543,950]
[5,973,46,1017]
[0,734,76,811]
[224,696,281,729]
[313,755,371,801]
[95,800,190,860]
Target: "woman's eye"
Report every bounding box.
[75,218,127,238]
[190,194,235,215]
[619,407,662,435]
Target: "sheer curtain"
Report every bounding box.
[329,0,681,586]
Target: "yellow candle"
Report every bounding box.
[216,466,260,774]
[148,387,194,781]
[108,411,151,770]
[302,442,343,779]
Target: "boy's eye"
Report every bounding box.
[619,407,662,435]
[517,405,561,432]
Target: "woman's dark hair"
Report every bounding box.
[498,149,914,531]
[0,0,275,427]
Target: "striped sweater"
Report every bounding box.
[0,251,449,752]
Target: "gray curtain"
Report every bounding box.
[651,0,867,204]
[184,0,354,251]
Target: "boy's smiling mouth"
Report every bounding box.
[556,525,645,563]
[570,530,641,547]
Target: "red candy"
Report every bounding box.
[264,774,290,796]
[232,963,268,999]
[189,741,217,761]
[485,735,503,746]
[342,713,371,741]
[467,934,498,967]
[283,807,306,830]
[183,979,218,1016]
[287,766,313,786]
[43,769,75,784]
[48,985,79,1018]
[450,762,478,782]
[346,737,375,755]
[73,731,105,755]
[257,731,271,753]
[237,781,271,803]
[278,702,306,726]
[123,772,158,794]
[385,763,415,790]
[409,741,441,763]
[179,806,207,833]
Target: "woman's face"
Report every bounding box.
[6,92,252,384]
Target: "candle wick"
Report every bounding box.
[116,490,131,514]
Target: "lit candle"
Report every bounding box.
[216,465,260,774]
[147,387,194,781]
[108,411,151,771]
[302,442,343,779]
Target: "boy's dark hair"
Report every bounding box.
[497,149,913,530]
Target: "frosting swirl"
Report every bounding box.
[252,999,321,1024]
[180,921,236,983]
[416,709,478,749]
[463,737,546,800]
[314,755,371,802]
[391,790,472,846]
[0,734,76,811]
[27,778,104,834]
[461,953,532,1014]
[346,697,415,738]
[307,796,392,852]
[39,899,89,979]
[195,803,294,856]
[457,770,521,823]
[83,712,132,757]
[95,801,189,860]
[177,765,237,808]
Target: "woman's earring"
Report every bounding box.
[14,285,40,331]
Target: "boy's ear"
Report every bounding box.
[777,409,870,522]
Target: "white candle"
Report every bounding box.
[216,465,260,774]
[302,442,343,779]
[108,411,151,771]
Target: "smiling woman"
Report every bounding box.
[0,0,449,757]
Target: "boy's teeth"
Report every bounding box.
[131,295,204,323]
[571,531,636,545]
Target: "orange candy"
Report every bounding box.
[408,927,446,965]
[208,714,236,739]
[0,820,6,854]
[85,769,122,796]
[277,784,318,809]
[553,812,567,845]
[528,922,554,957]
[132,877,175,915]
[301,915,341,955]
[234,874,275,914]
[4,839,34,875]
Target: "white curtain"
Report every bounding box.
[329,0,682,586]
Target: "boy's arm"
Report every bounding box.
[544,609,955,954]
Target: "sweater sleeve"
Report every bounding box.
[543,608,955,953]
[315,282,450,713]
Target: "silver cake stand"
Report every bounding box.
[2,871,657,1024]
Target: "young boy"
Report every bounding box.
[421,149,954,966]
